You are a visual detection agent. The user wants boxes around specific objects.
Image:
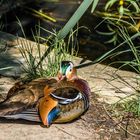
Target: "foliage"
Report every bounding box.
[19,26,78,80]
[14,0,99,80]
[37,0,99,66]
[92,0,140,73]
[25,7,56,23]
[119,96,140,117]
[58,0,99,40]
[93,1,140,119]
[105,0,140,16]
[109,27,140,117]
[95,0,140,45]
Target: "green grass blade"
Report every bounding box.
[91,0,99,13]
[58,0,94,40]
[0,67,13,71]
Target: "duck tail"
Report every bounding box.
[1,108,41,122]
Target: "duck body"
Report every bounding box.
[0,61,90,127]
[39,78,90,125]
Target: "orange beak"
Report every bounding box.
[57,72,66,80]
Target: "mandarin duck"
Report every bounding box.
[0,61,90,127]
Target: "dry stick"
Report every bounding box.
[116,74,138,91]
[133,119,139,130]
[104,73,138,101]
[94,11,140,20]
[103,105,139,138]
[55,126,78,139]
[125,116,130,138]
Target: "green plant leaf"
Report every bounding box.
[25,7,56,22]
[105,0,117,11]
[96,30,115,35]
[119,5,124,16]
[91,0,99,13]
[0,67,13,71]
[58,0,94,40]
[105,34,117,44]
[129,0,140,13]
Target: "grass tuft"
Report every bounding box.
[18,26,78,81]
[119,96,140,117]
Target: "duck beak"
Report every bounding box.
[57,72,66,80]
[39,96,59,127]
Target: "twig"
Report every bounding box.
[125,116,129,138]
[55,126,78,139]
[103,105,140,138]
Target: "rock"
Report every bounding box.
[0,76,16,101]
[0,31,47,77]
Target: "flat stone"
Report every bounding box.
[0,31,47,77]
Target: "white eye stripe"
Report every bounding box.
[66,65,72,76]
[66,62,74,75]
[69,62,74,68]
[60,65,62,73]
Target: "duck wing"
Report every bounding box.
[0,78,57,117]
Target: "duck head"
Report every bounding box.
[58,61,78,81]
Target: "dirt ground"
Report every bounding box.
[0,36,140,140]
